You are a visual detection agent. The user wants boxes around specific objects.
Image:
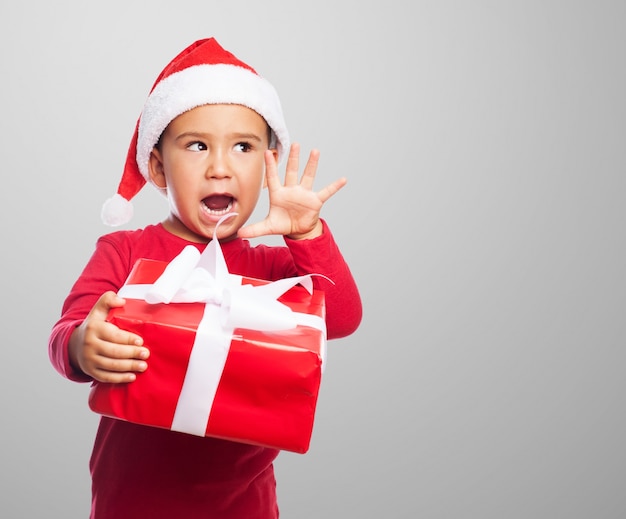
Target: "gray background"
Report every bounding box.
[1,1,624,517]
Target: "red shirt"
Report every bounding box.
[49,221,361,519]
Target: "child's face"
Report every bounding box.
[148,104,276,242]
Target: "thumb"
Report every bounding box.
[237,219,273,239]
[89,290,126,320]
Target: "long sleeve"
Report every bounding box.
[48,235,134,381]
[284,220,362,339]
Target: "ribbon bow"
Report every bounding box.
[118,213,318,332]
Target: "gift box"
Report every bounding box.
[88,223,326,454]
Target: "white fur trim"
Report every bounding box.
[101,193,134,227]
[136,64,289,179]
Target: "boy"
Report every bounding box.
[49,38,361,518]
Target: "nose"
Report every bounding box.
[207,148,231,179]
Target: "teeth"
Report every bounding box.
[202,200,233,216]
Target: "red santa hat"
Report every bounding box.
[101,38,290,226]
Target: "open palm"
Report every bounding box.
[238,143,347,240]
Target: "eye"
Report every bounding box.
[234,142,253,153]
[187,141,207,152]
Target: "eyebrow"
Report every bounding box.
[175,131,264,142]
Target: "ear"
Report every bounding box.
[148,148,167,189]
[263,148,279,188]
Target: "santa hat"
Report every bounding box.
[101,38,290,226]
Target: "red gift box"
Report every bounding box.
[88,254,326,454]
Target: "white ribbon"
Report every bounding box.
[117,213,327,436]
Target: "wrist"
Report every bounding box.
[287,220,323,240]
[68,327,85,375]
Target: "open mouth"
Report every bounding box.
[201,195,234,216]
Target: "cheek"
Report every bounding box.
[240,176,265,212]
[243,180,263,204]
[243,164,266,193]
[163,177,192,211]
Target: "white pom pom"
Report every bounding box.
[101,193,134,226]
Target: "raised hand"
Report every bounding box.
[238,143,347,240]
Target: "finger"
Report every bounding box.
[264,150,281,192]
[300,148,320,190]
[96,354,148,375]
[92,366,143,384]
[284,143,301,186]
[92,316,145,348]
[317,177,347,203]
[237,219,273,239]
[102,335,149,360]
[83,340,149,383]
[108,324,145,348]
[89,341,150,382]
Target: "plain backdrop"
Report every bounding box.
[1,1,625,517]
